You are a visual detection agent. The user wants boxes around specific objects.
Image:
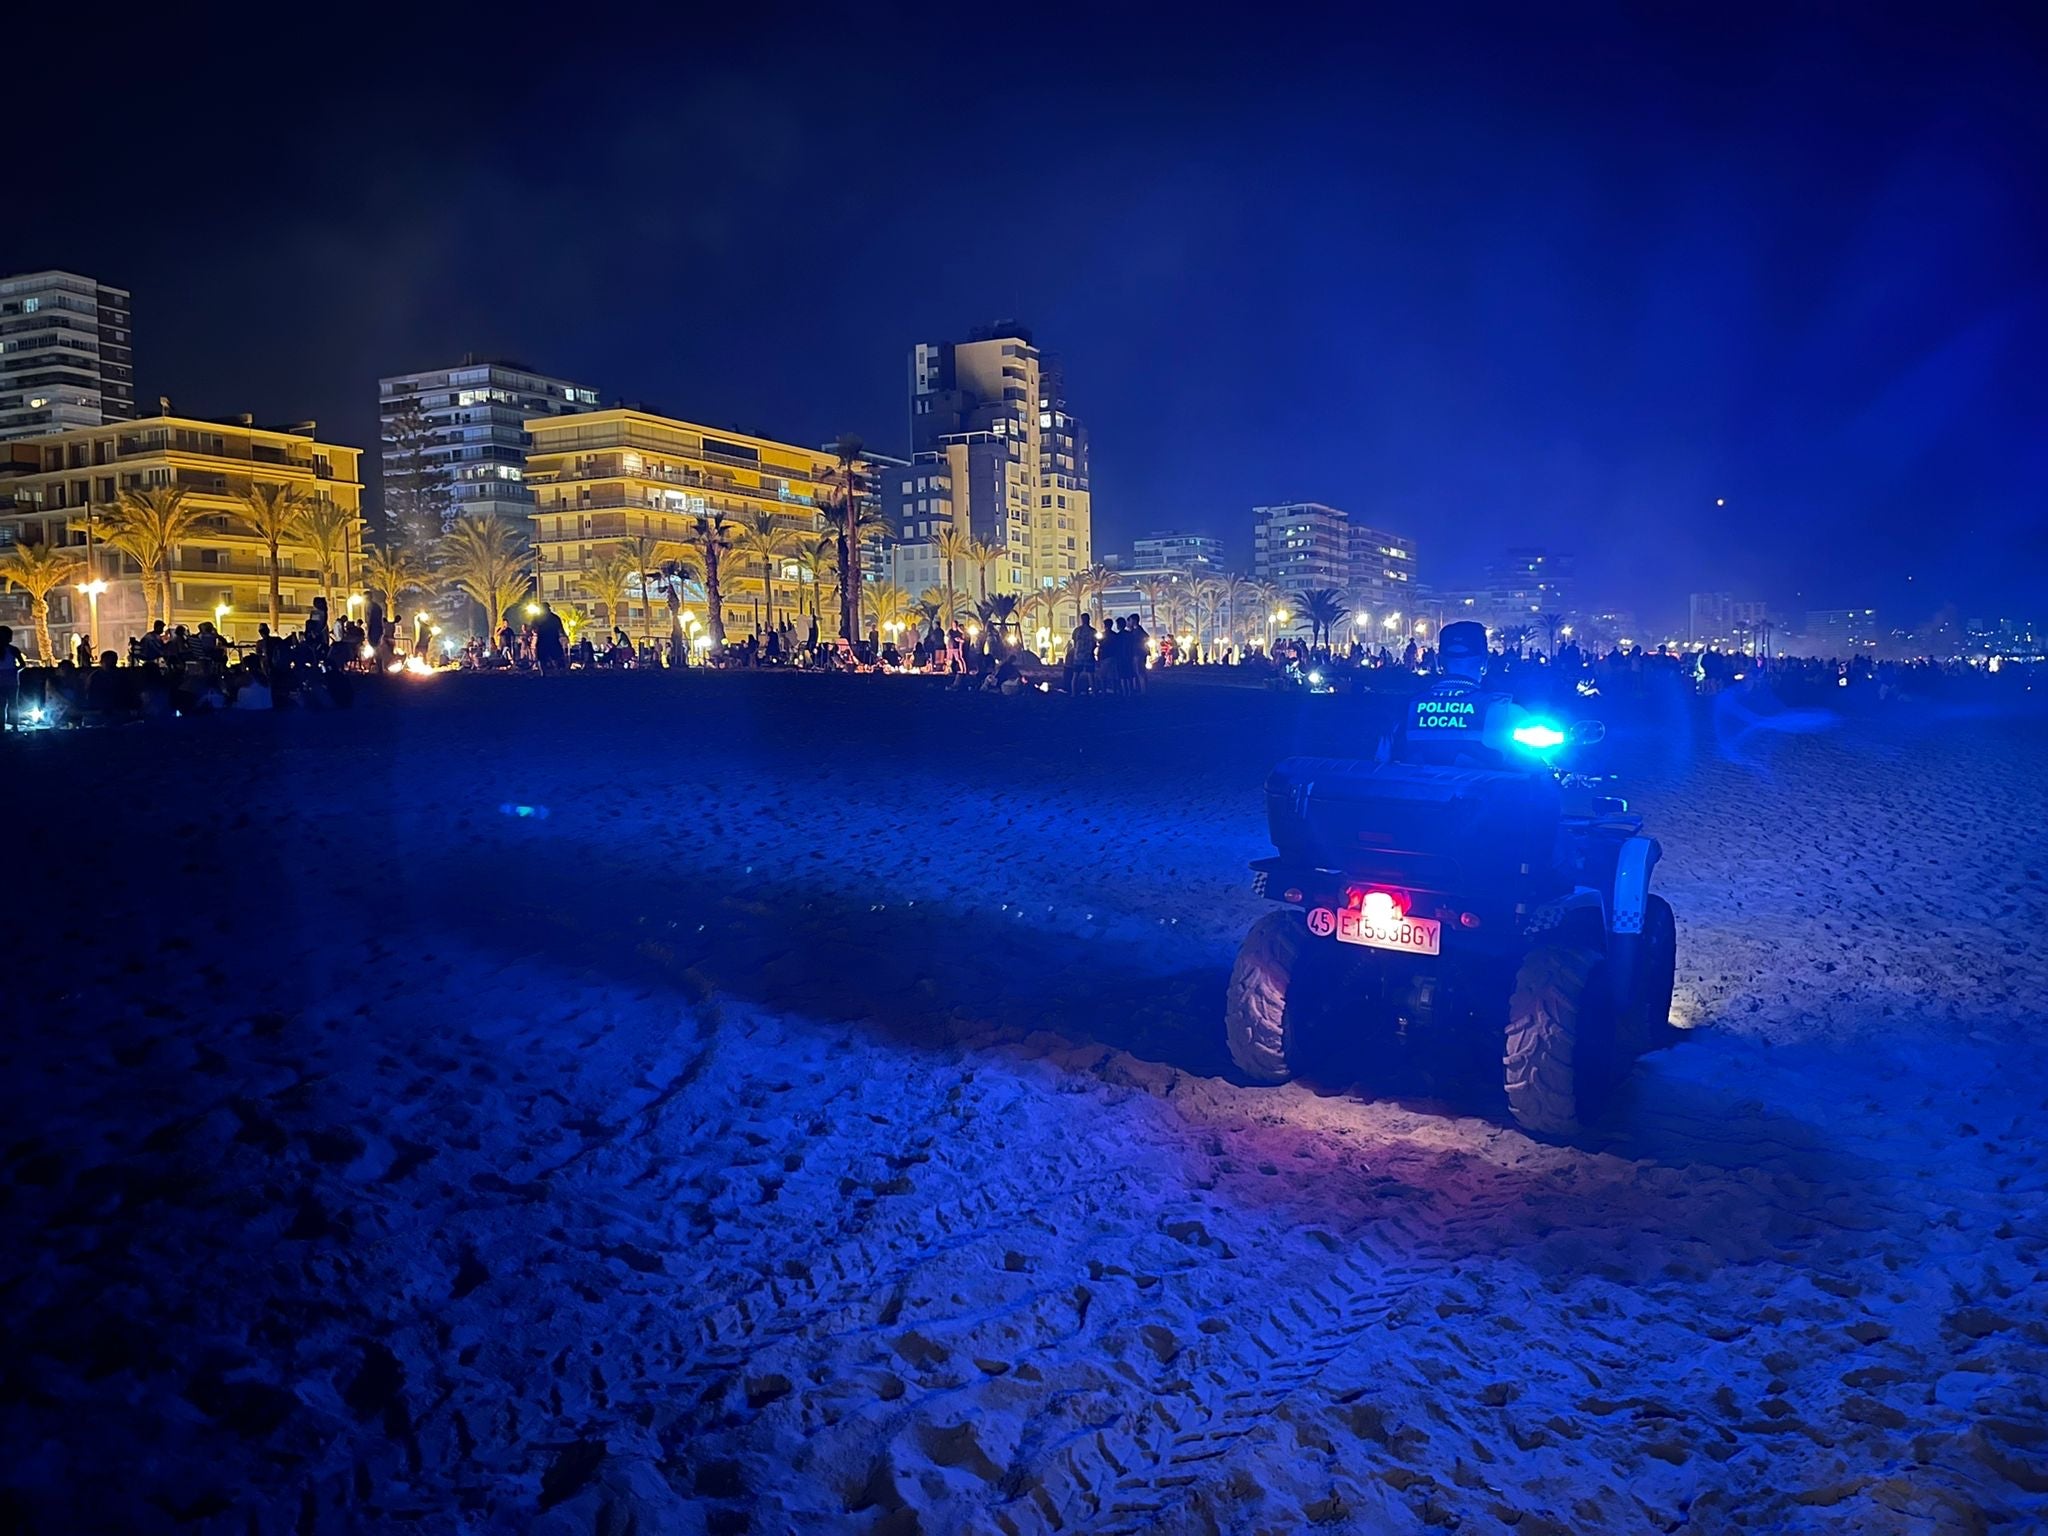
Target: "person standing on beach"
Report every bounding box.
[1125,612,1149,693]
[1068,613,1097,694]
[533,602,568,673]
[0,625,22,731]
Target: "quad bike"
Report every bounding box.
[1224,707,1677,1135]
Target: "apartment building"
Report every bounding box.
[0,414,362,653]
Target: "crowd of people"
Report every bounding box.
[0,595,421,731]
[5,589,2038,736]
[1247,632,2041,713]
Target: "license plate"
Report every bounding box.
[1310,907,1442,956]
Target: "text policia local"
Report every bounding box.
[1412,699,1476,729]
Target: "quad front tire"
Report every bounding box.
[1225,912,1333,1082]
[1503,944,1621,1136]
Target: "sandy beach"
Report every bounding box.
[3,672,2045,1534]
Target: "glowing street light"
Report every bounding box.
[75,577,108,648]
[214,602,232,640]
[524,601,542,619]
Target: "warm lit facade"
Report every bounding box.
[527,409,842,639]
[0,416,361,656]
[897,327,1092,597]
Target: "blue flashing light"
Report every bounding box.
[1511,722,1568,751]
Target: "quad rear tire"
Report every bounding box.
[1503,944,1621,1136]
[1623,895,1677,1053]
[1225,911,1333,1082]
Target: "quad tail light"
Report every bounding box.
[1344,886,1407,921]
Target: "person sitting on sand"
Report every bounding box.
[84,651,131,720]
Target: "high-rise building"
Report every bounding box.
[1036,354,1091,584]
[1132,531,1224,571]
[0,271,134,441]
[379,359,598,538]
[1688,591,1768,647]
[0,413,361,654]
[1347,521,1418,623]
[526,408,843,640]
[1253,502,1350,592]
[883,454,958,597]
[1478,547,1573,627]
[901,325,1089,594]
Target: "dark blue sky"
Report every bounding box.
[14,3,2045,627]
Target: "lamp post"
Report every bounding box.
[75,578,108,653]
[214,603,232,644]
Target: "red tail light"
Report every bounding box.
[1346,886,1407,921]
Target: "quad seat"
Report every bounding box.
[1264,756,1571,902]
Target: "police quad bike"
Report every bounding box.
[1223,682,1679,1136]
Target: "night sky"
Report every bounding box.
[13,3,2044,627]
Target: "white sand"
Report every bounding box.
[3,674,2044,1534]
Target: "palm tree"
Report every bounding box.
[1064,565,1113,626]
[615,533,687,649]
[297,497,364,608]
[1189,575,1229,647]
[438,514,531,640]
[979,592,1022,646]
[1291,588,1350,650]
[108,485,200,628]
[1502,624,1533,659]
[1219,574,1258,642]
[231,483,309,629]
[362,539,434,628]
[579,541,646,640]
[964,538,1004,604]
[786,530,830,619]
[819,433,868,642]
[680,515,737,648]
[1538,611,1565,657]
[734,511,802,636]
[932,525,973,634]
[1020,587,1064,651]
[0,541,83,660]
[918,583,971,629]
[862,580,914,634]
[101,520,158,627]
[1134,576,1175,629]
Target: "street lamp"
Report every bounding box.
[75,578,108,651]
[214,602,232,641]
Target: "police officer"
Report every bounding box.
[1397,620,1537,767]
